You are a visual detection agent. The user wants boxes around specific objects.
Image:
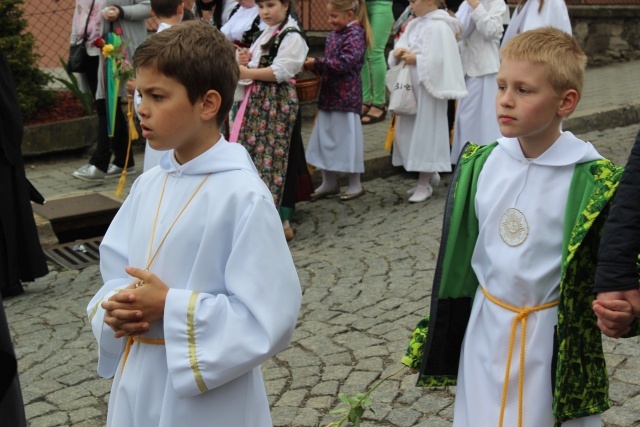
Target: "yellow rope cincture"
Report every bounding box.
[480,286,559,427]
[187,291,208,393]
[119,174,210,377]
[121,336,166,374]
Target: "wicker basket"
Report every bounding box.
[296,76,321,102]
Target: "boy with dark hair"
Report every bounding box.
[87,21,301,427]
[150,0,184,19]
[402,27,639,426]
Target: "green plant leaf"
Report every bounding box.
[329,408,349,414]
[54,57,94,115]
[338,393,351,406]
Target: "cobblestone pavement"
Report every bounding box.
[6,123,640,427]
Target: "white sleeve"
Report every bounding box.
[86,179,141,378]
[388,29,409,67]
[163,194,302,398]
[271,32,308,83]
[471,0,506,40]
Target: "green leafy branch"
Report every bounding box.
[326,365,406,427]
[54,58,94,116]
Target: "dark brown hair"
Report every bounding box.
[150,0,183,18]
[133,20,239,126]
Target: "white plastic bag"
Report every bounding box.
[387,64,417,116]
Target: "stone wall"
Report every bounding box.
[569,6,640,65]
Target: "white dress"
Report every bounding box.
[306,110,364,173]
[501,0,572,47]
[453,133,602,427]
[388,10,467,173]
[87,138,302,427]
[451,0,505,163]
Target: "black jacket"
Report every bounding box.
[594,128,640,292]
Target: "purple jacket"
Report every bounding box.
[315,23,366,114]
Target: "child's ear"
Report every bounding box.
[200,89,222,121]
[557,89,579,118]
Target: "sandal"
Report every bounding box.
[360,102,372,117]
[361,105,387,125]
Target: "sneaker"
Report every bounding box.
[72,164,106,181]
[106,163,136,178]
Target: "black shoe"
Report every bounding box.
[2,282,24,298]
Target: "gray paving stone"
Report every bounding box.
[29,412,70,427]
[11,119,640,425]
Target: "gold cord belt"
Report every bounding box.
[480,286,559,427]
[121,336,166,372]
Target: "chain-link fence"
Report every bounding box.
[22,0,640,80]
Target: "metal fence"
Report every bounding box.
[22,0,640,77]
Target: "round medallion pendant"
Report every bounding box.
[499,208,529,247]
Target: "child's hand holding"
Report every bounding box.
[304,57,315,72]
[393,48,409,59]
[236,48,251,66]
[400,52,417,66]
[101,266,170,338]
[593,293,636,338]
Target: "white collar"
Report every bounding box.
[497,131,602,166]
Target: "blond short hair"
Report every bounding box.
[500,27,587,99]
[133,21,239,126]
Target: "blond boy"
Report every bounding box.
[402,27,638,426]
[87,21,301,427]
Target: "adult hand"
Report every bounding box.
[597,289,640,316]
[102,6,120,22]
[593,292,638,338]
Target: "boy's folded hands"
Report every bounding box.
[101,266,170,338]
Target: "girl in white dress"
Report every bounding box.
[450,0,506,164]
[389,0,467,203]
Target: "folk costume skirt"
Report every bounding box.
[237,81,299,208]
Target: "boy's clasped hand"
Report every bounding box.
[101,266,169,339]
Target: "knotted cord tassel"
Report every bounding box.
[115,96,137,197]
[384,115,396,151]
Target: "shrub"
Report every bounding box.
[0,0,56,119]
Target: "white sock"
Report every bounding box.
[314,170,338,193]
[345,173,362,194]
[417,172,433,187]
[282,220,290,229]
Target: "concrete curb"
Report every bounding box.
[23,115,96,157]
